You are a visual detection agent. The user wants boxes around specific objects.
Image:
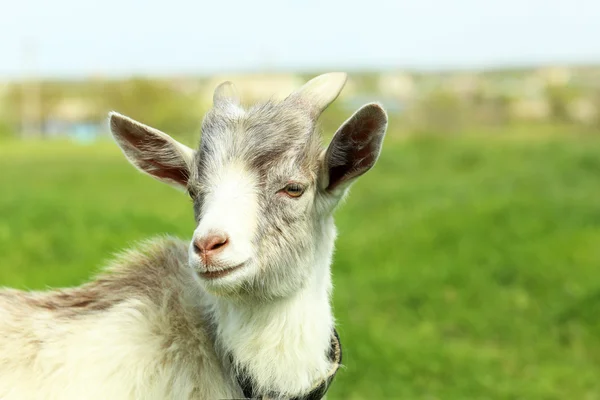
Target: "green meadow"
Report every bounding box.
[1,132,600,399]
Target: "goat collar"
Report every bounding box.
[234,329,342,400]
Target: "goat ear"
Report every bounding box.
[109,112,194,190]
[321,103,387,193]
[289,72,347,117]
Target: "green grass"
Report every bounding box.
[2,134,600,399]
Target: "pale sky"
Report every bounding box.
[1,0,599,78]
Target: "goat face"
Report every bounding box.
[109,73,387,300]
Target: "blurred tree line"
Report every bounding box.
[400,68,600,135]
[0,78,206,142]
[2,68,600,141]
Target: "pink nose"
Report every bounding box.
[193,233,229,261]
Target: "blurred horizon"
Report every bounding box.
[2,0,600,80]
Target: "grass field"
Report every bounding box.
[1,133,600,399]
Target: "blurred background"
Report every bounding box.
[2,0,600,398]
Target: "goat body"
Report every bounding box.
[0,73,387,399]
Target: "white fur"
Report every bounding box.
[0,292,241,400]
[209,220,337,396]
[0,222,338,399]
[189,163,258,281]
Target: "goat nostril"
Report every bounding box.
[209,238,228,251]
[193,234,229,256]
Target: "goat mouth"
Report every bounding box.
[199,263,245,280]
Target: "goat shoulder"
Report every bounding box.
[0,236,240,400]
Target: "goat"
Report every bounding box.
[0,73,388,399]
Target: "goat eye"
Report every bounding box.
[187,188,196,200]
[282,183,305,198]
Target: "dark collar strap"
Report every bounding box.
[235,329,342,400]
